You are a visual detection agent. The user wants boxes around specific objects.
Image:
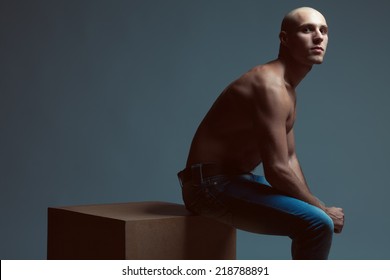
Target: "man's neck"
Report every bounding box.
[277,56,312,89]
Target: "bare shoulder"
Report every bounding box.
[229,62,289,108]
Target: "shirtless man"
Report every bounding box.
[178,7,344,259]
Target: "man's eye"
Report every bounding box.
[302,27,312,33]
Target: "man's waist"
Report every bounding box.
[177,163,241,185]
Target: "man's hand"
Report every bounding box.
[325,207,344,233]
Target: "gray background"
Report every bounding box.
[1,0,389,259]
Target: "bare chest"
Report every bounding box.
[286,90,297,133]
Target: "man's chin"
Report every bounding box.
[303,59,324,67]
[292,55,325,67]
[310,55,325,65]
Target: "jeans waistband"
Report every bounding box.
[177,163,240,186]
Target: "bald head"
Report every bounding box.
[281,7,327,33]
[278,7,329,65]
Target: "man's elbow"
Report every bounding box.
[263,163,291,187]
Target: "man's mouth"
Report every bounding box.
[311,46,324,51]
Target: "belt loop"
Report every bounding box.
[177,171,184,188]
[191,163,203,185]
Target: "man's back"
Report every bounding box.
[186,60,295,173]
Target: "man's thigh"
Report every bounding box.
[221,176,328,237]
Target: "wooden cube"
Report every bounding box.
[47,201,236,259]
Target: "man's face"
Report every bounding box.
[284,9,328,65]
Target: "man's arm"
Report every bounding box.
[287,129,345,233]
[253,87,344,232]
[287,129,321,203]
[253,85,326,209]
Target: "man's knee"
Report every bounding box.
[313,210,334,236]
[291,209,334,260]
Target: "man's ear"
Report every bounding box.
[279,31,288,47]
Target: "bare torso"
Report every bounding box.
[183,7,345,234]
[186,60,296,173]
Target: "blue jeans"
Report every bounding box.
[179,169,334,260]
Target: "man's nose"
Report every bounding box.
[313,30,324,43]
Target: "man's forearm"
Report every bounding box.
[265,164,325,210]
[289,155,314,192]
[289,155,326,207]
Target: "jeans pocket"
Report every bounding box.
[183,176,232,224]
